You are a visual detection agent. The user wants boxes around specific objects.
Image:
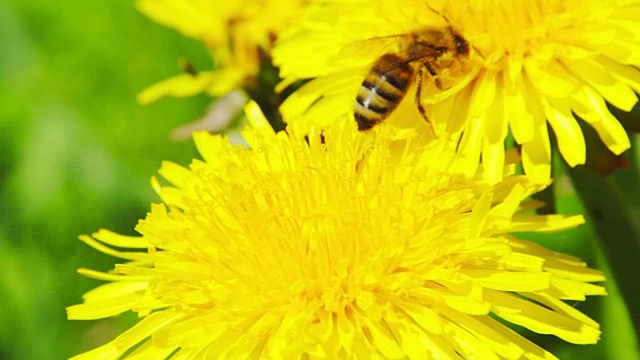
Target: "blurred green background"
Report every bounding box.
[0,0,208,358]
[0,0,638,359]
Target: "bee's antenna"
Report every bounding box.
[471,44,486,60]
[426,4,453,26]
[427,4,485,60]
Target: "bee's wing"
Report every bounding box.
[329,34,413,68]
[330,33,443,73]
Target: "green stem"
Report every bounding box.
[567,164,640,339]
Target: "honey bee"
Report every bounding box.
[354,26,471,132]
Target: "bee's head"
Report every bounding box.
[450,30,469,56]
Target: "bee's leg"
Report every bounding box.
[415,64,437,137]
[424,62,444,90]
[415,66,427,121]
[434,78,444,90]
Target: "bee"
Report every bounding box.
[354,26,471,132]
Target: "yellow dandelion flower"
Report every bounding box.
[137,0,307,105]
[273,0,640,183]
[68,102,604,359]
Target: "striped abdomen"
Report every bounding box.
[354,53,414,131]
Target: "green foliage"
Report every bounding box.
[0,0,206,358]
